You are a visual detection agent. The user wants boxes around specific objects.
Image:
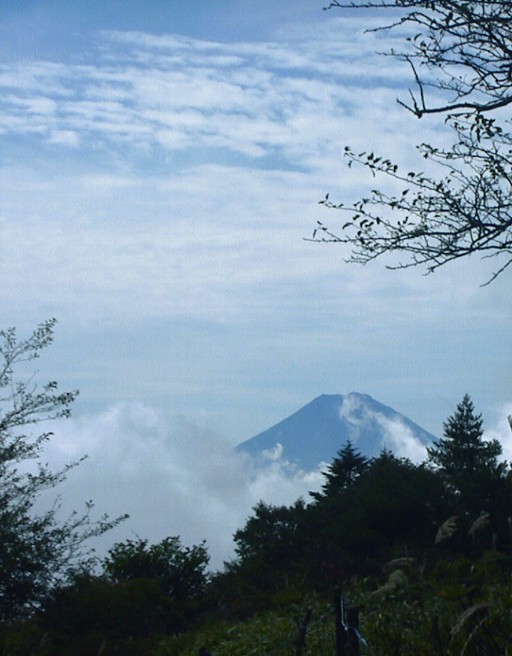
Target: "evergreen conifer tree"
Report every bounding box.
[428,394,507,517]
[312,440,368,501]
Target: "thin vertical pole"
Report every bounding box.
[333,589,361,656]
[346,605,360,656]
[333,588,346,656]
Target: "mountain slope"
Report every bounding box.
[236,392,437,470]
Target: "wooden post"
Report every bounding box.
[294,607,313,656]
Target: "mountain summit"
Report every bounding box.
[236,393,437,470]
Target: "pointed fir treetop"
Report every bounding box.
[313,440,369,501]
[428,394,504,483]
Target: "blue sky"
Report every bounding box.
[2,1,511,565]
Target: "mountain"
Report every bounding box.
[236,392,437,470]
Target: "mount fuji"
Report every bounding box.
[236,393,438,471]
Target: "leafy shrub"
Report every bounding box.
[157,600,334,656]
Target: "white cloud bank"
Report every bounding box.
[41,403,324,570]
[31,400,512,572]
[339,394,429,463]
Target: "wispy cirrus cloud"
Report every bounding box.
[0,15,508,444]
[0,22,419,167]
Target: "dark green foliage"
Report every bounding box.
[428,395,510,541]
[429,395,502,477]
[158,598,335,656]
[44,575,168,639]
[0,320,125,622]
[38,537,210,654]
[233,500,306,565]
[230,397,510,601]
[306,451,449,581]
[359,549,512,655]
[231,451,450,597]
[159,549,512,656]
[104,536,209,604]
[428,395,505,498]
[3,391,512,654]
[311,440,368,500]
[226,500,310,610]
[1,328,509,653]
[346,451,447,550]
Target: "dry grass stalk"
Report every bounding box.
[467,512,490,538]
[450,602,490,639]
[368,569,408,597]
[435,516,457,544]
[449,602,492,656]
[459,615,493,656]
[382,557,415,574]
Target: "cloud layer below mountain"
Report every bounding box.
[39,400,512,569]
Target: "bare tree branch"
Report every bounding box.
[313,1,512,283]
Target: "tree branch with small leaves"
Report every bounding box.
[314,1,512,283]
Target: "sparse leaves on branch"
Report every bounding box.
[314,1,512,283]
[0,319,127,620]
[324,1,512,117]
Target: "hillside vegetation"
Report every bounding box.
[1,327,511,656]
